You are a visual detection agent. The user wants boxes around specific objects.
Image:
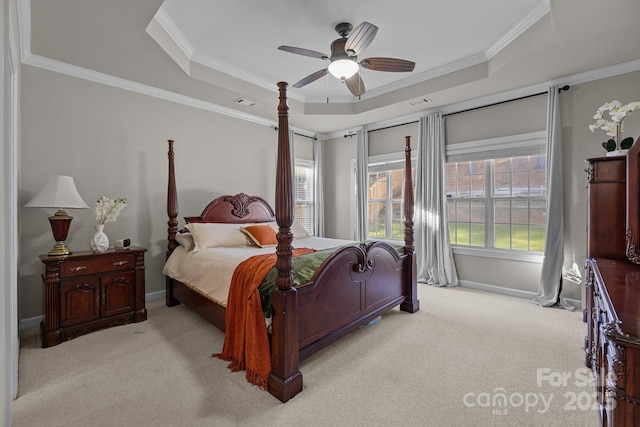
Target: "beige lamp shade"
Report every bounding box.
[25,175,89,209]
[25,175,89,256]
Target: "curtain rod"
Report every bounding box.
[273,127,317,141]
[342,85,571,137]
[444,85,570,117]
[367,120,419,134]
[344,120,420,138]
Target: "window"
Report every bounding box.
[294,159,314,235]
[367,154,416,241]
[445,132,547,253]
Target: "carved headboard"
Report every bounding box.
[184,193,276,225]
[626,136,640,263]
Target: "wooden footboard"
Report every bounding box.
[296,241,410,359]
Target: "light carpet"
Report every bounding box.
[12,285,599,427]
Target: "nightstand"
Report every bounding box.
[39,246,147,347]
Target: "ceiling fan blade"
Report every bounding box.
[293,69,329,88]
[344,73,366,96]
[345,22,378,55]
[278,45,329,60]
[360,57,415,72]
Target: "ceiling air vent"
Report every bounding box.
[409,98,431,107]
[233,98,257,107]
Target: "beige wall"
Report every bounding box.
[446,93,547,143]
[293,134,314,160]
[322,135,357,239]
[19,65,279,319]
[368,122,419,156]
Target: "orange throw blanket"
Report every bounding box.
[214,248,315,389]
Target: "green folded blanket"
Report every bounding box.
[258,243,403,317]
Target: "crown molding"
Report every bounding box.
[436,59,640,117]
[148,7,300,102]
[151,6,195,59]
[485,2,550,59]
[552,58,640,87]
[22,53,280,129]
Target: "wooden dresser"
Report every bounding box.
[586,156,627,261]
[39,247,147,347]
[585,148,640,426]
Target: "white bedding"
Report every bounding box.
[163,236,356,306]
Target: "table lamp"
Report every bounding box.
[25,175,89,256]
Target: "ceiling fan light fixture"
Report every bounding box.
[328,59,359,80]
[280,21,413,96]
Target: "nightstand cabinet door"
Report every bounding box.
[60,278,100,327]
[40,247,147,347]
[101,271,136,318]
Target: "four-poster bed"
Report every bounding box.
[164,81,419,402]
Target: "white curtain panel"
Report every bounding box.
[289,128,296,179]
[354,129,368,241]
[313,138,325,237]
[415,113,459,286]
[532,87,574,310]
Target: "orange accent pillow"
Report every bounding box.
[240,225,278,247]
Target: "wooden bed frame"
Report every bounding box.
[165,81,419,402]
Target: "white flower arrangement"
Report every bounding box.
[589,100,640,151]
[93,196,127,225]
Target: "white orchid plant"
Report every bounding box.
[93,196,127,225]
[589,100,640,152]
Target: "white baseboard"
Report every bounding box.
[19,290,168,331]
[20,285,582,330]
[458,280,583,310]
[19,316,42,331]
[145,290,166,302]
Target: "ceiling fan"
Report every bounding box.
[278,21,415,97]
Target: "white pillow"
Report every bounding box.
[175,232,195,252]
[267,220,311,240]
[292,219,311,239]
[185,222,247,252]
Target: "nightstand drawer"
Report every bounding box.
[60,254,135,278]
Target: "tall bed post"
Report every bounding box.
[166,139,180,307]
[268,82,303,402]
[400,136,419,313]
